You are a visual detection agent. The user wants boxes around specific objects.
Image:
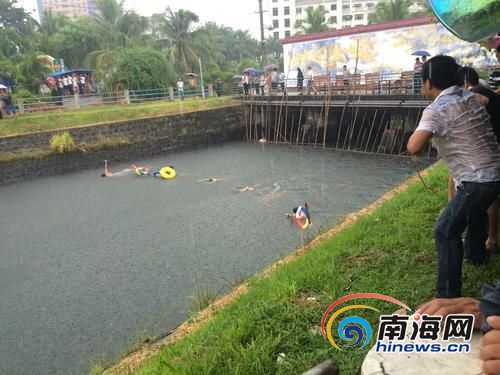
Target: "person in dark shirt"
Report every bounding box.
[297,67,304,94]
[459,66,500,143]
[489,46,500,93]
[459,66,500,252]
[0,90,16,116]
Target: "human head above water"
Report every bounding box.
[421,55,463,91]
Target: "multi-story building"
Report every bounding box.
[264,0,426,40]
[37,0,98,22]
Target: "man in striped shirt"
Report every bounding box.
[489,46,500,93]
[407,55,500,299]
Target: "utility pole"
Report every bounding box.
[258,0,266,66]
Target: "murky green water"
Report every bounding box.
[0,142,431,374]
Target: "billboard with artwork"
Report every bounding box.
[283,18,497,76]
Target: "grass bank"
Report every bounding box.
[0,97,236,137]
[104,163,499,375]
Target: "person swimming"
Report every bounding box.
[101,160,133,177]
[239,186,254,192]
[287,203,311,225]
[199,177,223,183]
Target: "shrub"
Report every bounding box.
[50,132,77,153]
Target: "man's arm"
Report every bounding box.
[480,316,500,374]
[407,130,433,155]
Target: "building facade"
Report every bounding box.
[264,0,427,40]
[37,0,98,22]
[282,16,497,76]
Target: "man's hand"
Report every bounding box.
[480,316,500,374]
[416,298,481,329]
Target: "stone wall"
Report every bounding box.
[0,105,244,153]
[0,105,245,185]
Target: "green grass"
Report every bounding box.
[130,164,500,375]
[0,137,130,163]
[0,97,236,137]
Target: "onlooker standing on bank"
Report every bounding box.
[297,67,304,94]
[306,66,316,95]
[177,78,184,100]
[407,55,500,299]
[489,46,500,94]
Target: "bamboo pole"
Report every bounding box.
[347,100,361,150]
[353,111,367,150]
[364,109,378,152]
[336,100,349,149]
[371,110,386,153]
[296,105,303,145]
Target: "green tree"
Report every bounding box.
[155,7,201,73]
[294,6,331,34]
[0,0,38,56]
[101,48,175,90]
[50,17,101,67]
[368,0,412,24]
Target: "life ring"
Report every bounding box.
[294,206,310,230]
[158,167,176,180]
[134,167,150,176]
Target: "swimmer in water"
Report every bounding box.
[239,186,254,192]
[286,203,311,224]
[199,177,223,183]
[101,160,133,177]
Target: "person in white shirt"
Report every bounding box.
[407,55,500,298]
[306,66,316,95]
[177,78,184,100]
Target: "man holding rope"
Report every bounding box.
[407,55,500,299]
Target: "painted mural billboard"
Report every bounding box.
[283,20,497,77]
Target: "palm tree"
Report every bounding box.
[156,8,201,73]
[368,0,412,24]
[295,6,331,34]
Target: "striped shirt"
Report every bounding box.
[489,69,500,90]
[416,85,500,184]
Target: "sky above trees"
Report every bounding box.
[17,0,263,38]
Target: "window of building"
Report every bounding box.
[285,30,291,37]
[273,7,278,16]
[272,0,277,2]
[284,18,290,27]
[329,16,337,23]
[354,14,364,20]
[342,15,352,21]
[296,7,302,14]
[319,5,324,11]
[342,4,350,10]
[353,3,362,8]
[366,3,374,8]
[331,4,337,10]
[273,19,279,28]
[295,19,303,27]
[273,31,280,38]
[284,6,290,15]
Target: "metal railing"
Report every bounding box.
[236,71,426,98]
[1,84,239,116]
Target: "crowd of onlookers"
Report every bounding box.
[46,73,94,97]
[238,64,363,96]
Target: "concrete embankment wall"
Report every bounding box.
[0,105,245,185]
